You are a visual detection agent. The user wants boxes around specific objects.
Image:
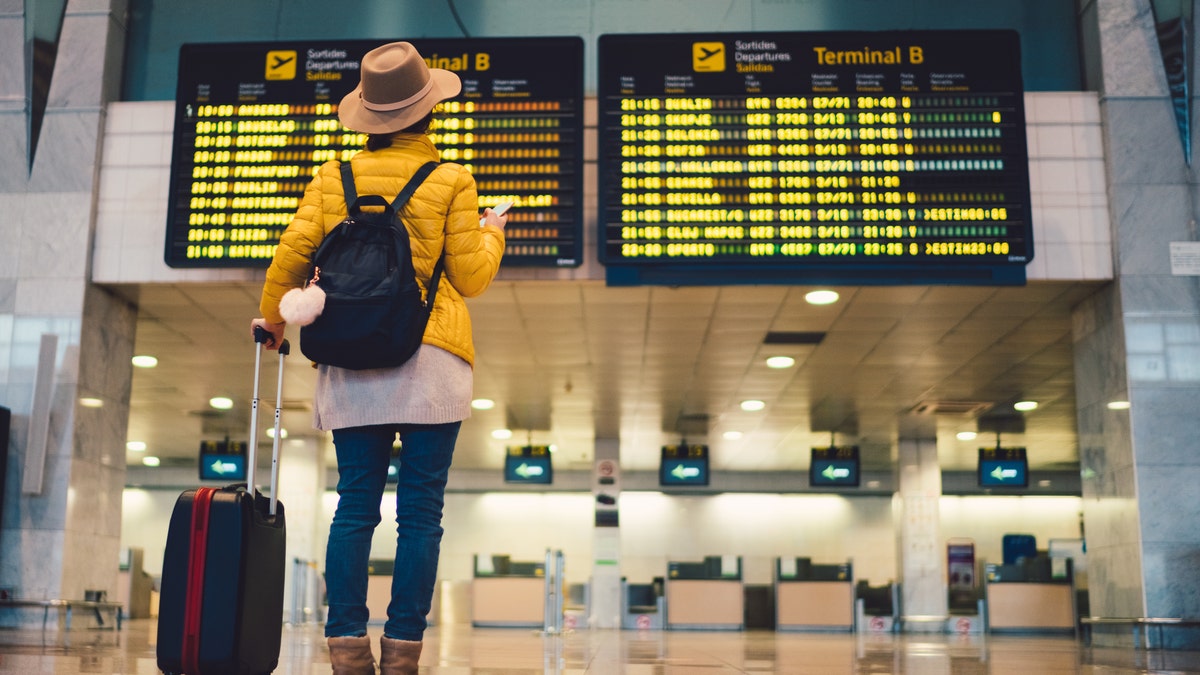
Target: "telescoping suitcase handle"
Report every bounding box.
[251,326,289,516]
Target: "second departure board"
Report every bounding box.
[598,30,1032,286]
[166,37,584,268]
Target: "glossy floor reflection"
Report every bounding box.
[1,620,1200,673]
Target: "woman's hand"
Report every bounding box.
[250,318,286,350]
[481,207,508,230]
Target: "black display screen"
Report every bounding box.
[660,444,710,486]
[198,440,248,481]
[598,30,1032,286]
[809,446,860,487]
[167,37,584,268]
[504,445,553,484]
[978,446,1028,487]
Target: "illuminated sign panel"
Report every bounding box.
[198,439,248,481]
[660,444,710,487]
[504,445,553,485]
[978,446,1028,488]
[167,38,584,268]
[809,446,860,487]
[598,31,1032,286]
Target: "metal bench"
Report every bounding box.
[0,598,124,633]
[1080,616,1200,648]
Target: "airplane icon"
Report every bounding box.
[692,42,725,72]
[271,54,295,69]
[265,50,298,80]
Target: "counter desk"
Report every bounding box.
[665,557,743,631]
[774,559,854,632]
[984,559,1076,633]
[471,555,546,628]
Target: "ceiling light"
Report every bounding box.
[209,396,234,410]
[1107,400,1131,410]
[471,398,495,410]
[79,397,103,408]
[131,355,158,368]
[956,431,977,441]
[142,456,161,467]
[740,399,766,412]
[491,428,513,440]
[1013,400,1038,412]
[266,427,288,439]
[126,441,146,452]
[1038,480,1052,487]
[765,355,795,369]
[866,480,881,488]
[804,290,839,305]
[548,444,558,453]
[723,431,743,440]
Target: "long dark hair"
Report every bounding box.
[365,112,435,151]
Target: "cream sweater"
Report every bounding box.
[312,345,472,431]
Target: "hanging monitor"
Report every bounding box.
[198,439,248,481]
[978,446,1028,487]
[809,446,860,487]
[660,444,710,486]
[504,445,553,484]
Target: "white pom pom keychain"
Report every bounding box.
[279,267,327,327]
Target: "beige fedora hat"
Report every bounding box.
[339,42,461,134]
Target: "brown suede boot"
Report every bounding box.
[379,636,422,675]
[328,635,377,675]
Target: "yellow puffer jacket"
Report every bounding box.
[259,134,505,366]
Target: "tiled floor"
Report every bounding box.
[1,620,1199,673]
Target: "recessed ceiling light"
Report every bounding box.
[131,355,158,368]
[1107,400,1131,410]
[209,396,234,410]
[956,431,977,441]
[491,428,513,440]
[267,427,288,439]
[766,355,795,369]
[740,399,766,412]
[79,397,103,408]
[1013,400,1038,412]
[866,480,881,488]
[1038,480,1052,487]
[804,290,839,305]
[142,456,161,467]
[471,398,496,410]
[126,441,146,452]
[723,431,743,440]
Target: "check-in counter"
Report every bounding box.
[471,555,545,628]
[621,578,665,630]
[665,556,743,631]
[774,558,854,632]
[984,557,1076,633]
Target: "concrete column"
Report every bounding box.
[0,0,134,626]
[274,436,326,623]
[1074,0,1200,648]
[896,437,946,630]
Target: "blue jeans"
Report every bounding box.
[324,422,461,641]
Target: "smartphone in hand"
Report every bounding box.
[480,201,513,227]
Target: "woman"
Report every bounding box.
[252,41,506,675]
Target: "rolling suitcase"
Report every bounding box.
[157,329,289,675]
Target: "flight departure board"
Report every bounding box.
[598,30,1032,286]
[166,37,584,268]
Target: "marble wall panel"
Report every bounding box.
[0,528,66,600]
[0,194,26,279]
[1120,275,1200,317]
[0,16,21,103]
[17,193,93,280]
[1142,543,1200,617]
[0,114,30,193]
[0,282,14,314]
[27,112,103,194]
[1095,0,1168,98]
[1128,385,1200,465]
[1084,541,1145,618]
[47,14,111,109]
[1103,100,1188,186]
[1112,186,1192,275]
[14,278,86,316]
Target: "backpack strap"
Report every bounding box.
[339,162,358,207]
[390,162,443,309]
